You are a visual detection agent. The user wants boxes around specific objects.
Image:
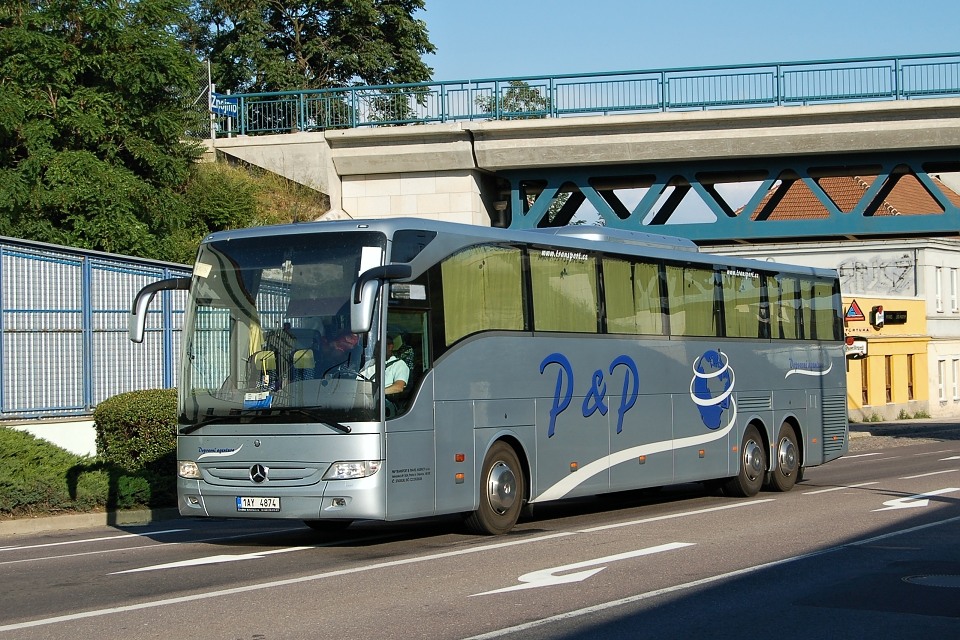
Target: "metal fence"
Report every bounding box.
[0,237,189,419]
[205,52,960,137]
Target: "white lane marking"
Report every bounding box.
[873,487,960,512]
[472,543,694,596]
[841,452,885,459]
[0,531,577,632]
[940,455,960,461]
[579,499,774,533]
[111,546,314,574]
[0,527,307,567]
[900,469,959,479]
[462,514,960,640]
[0,530,187,553]
[803,482,879,495]
[0,500,778,629]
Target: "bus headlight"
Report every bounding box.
[322,460,382,480]
[178,461,201,479]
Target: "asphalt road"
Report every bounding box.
[1,422,959,639]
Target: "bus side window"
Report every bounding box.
[722,270,762,339]
[666,263,718,337]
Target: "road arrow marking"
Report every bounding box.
[873,488,960,512]
[110,546,314,574]
[471,542,694,596]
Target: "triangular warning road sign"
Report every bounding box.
[845,300,865,322]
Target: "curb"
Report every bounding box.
[0,508,180,538]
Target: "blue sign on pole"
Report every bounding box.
[210,92,239,118]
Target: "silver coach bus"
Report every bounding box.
[129,218,848,535]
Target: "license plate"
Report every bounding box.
[236,496,280,512]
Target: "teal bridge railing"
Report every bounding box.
[208,52,960,137]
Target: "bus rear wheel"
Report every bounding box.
[465,441,525,535]
[768,423,799,492]
[722,425,766,497]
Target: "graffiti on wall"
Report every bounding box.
[837,254,915,295]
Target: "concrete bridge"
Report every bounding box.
[209,96,960,243]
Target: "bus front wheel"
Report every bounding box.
[722,425,766,497]
[465,442,525,535]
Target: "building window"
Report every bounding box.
[953,359,960,401]
[907,354,915,401]
[885,355,893,403]
[953,269,959,313]
[861,360,869,406]
[936,267,944,313]
[938,359,947,402]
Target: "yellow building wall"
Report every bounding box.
[843,297,929,420]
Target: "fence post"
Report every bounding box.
[81,258,94,411]
[550,77,557,118]
[0,245,4,415]
[894,57,902,100]
[440,83,447,123]
[660,72,668,111]
[161,268,175,389]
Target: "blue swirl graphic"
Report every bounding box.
[689,349,735,430]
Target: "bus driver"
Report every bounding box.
[361,332,410,396]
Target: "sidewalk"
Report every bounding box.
[0,508,180,538]
[848,417,960,440]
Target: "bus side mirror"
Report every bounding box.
[350,264,412,334]
[129,277,191,343]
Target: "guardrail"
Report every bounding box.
[206,52,960,137]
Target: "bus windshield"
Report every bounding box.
[180,231,386,426]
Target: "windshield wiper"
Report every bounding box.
[179,408,352,434]
[179,415,235,435]
[278,408,352,433]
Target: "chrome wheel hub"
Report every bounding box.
[743,440,764,481]
[487,461,517,514]
[778,437,798,476]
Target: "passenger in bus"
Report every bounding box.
[316,328,360,376]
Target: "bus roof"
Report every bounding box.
[203,218,838,279]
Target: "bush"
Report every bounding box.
[0,428,108,517]
[94,389,177,471]
[0,389,180,518]
[91,388,178,510]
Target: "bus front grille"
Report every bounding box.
[204,464,324,486]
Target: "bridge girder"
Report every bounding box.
[498,150,960,244]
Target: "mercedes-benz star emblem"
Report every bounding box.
[249,463,268,483]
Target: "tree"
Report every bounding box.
[0,0,206,259]
[190,0,436,94]
[476,80,552,120]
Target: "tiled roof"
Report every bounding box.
[742,173,960,220]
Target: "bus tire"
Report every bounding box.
[769,423,799,492]
[465,441,525,535]
[722,425,766,498]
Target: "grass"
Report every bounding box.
[850,409,933,424]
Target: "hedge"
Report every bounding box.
[0,389,180,518]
